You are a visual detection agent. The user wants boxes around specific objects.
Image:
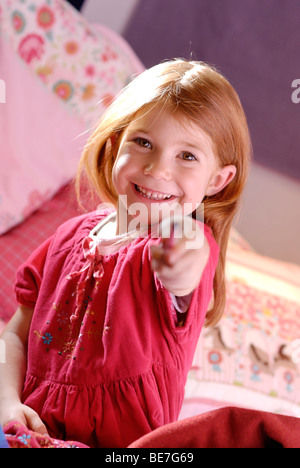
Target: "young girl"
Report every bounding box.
[0,59,251,448]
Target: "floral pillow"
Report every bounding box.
[0,0,144,235]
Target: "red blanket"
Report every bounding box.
[3,407,300,448]
[129,407,300,448]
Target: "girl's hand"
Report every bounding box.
[0,401,49,436]
[150,216,210,297]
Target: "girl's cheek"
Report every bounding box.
[112,152,135,193]
[114,151,133,173]
[111,161,121,193]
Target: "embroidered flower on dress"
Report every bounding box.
[57,310,68,326]
[42,333,53,345]
[18,434,31,446]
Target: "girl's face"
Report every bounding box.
[112,106,236,231]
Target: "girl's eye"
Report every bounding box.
[134,138,152,149]
[181,152,197,161]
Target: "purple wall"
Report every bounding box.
[124,0,300,181]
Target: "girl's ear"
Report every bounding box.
[206,164,237,196]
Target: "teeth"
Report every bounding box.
[135,185,172,200]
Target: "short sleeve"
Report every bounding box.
[14,236,53,309]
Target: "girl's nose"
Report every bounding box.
[143,157,172,180]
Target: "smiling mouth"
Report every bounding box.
[134,184,174,201]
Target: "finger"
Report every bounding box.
[164,218,203,256]
[163,237,187,265]
[151,233,186,268]
[150,244,170,270]
[162,221,175,249]
[25,408,49,436]
[160,216,195,247]
[1,412,27,429]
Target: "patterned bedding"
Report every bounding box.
[180,229,300,420]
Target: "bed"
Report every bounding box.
[1,0,300,449]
